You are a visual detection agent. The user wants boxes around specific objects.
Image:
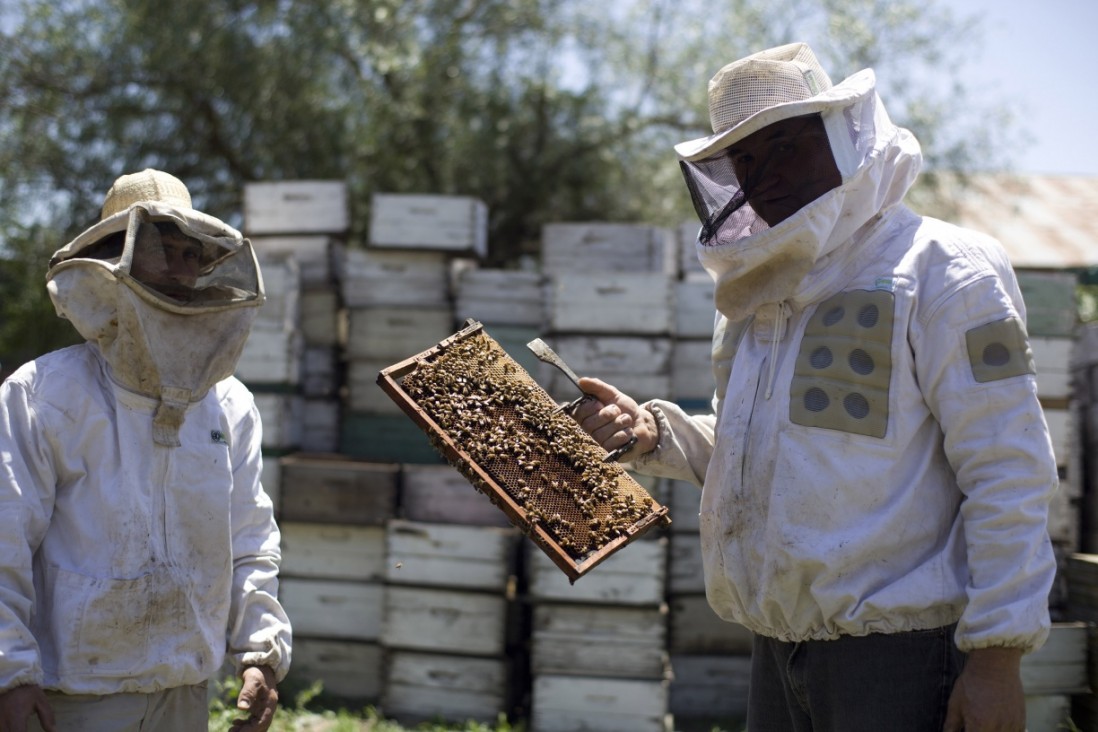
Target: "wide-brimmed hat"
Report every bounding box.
[101,168,193,219]
[50,169,243,266]
[675,42,874,162]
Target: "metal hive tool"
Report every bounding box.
[377,320,670,582]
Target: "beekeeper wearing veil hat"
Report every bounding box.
[572,43,1056,731]
[0,169,291,731]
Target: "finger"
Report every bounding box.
[230,698,277,732]
[590,411,635,449]
[576,376,619,403]
[236,674,263,711]
[37,701,59,732]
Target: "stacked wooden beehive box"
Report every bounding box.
[338,193,488,463]
[274,454,398,701]
[1016,270,1084,562]
[526,536,671,732]
[240,180,351,504]
[539,223,677,404]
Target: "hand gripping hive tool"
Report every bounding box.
[526,338,638,463]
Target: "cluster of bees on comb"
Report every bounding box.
[400,330,655,558]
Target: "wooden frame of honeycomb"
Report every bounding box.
[377,320,670,582]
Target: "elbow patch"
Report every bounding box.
[965,317,1035,383]
[790,290,895,438]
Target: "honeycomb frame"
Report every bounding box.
[377,320,670,582]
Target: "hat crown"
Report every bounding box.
[707,42,833,135]
[101,169,192,220]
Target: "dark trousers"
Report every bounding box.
[747,625,966,732]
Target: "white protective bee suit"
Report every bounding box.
[0,170,291,697]
[632,47,1057,653]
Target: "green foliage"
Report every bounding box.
[208,675,526,731]
[0,0,1018,366]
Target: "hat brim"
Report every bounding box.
[52,201,244,264]
[674,69,876,162]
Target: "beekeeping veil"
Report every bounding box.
[677,42,921,322]
[47,169,265,446]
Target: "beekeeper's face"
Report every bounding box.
[130,222,205,300]
[723,113,842,226]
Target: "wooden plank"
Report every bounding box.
[253,255,301,331]
[284,638,383,701]
[669,594,754,655]
[546,273,673,335]
[369,193,488,258]
[669,533,706,595]
[541,222,676,275]
[527,537,667,606]
[236,329,303,386]
[675,277,716,338]
[672,339,716,403]
[339,412,446,465]
[279,578,384,641]
[249,235,335,287]
[678,221,706,277]
[300,288,341,347]
[401,464,513,527]
[1024,694,1072,732]
[260,453,281,513]
[279,522,386,582]
[455,268,545,327]
[1031,336,1073,400]
[531,675,671,732]
[301,346,339,398]
[668,654,751,720]
[549,335,673,375]
[253,393,304,451]
[278,455,399,524]
[1015,269,1079,338]
[300,398,340,454]
[531,603,669,679]
[1020,621,1089,695]
[382,585,509,656]
[382,650,508,725]
[339,248,450,308]
[667,479,702,534]
[346,358,407,415]
[345,306,455,361]
[244,180,348,235]
[1043,407,1071,467]
[386,520,518,591]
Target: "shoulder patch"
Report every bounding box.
[210,430,229,445]
[965,317,1035,383]
[790,290,895,438]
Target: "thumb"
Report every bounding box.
[577,376,618,403]
[236,671,263,710]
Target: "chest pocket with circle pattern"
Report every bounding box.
[790,289,895,438]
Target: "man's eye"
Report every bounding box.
[183,249,202,261]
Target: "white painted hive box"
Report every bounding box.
[369,193,488,258]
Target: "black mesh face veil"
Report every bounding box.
[680,113,842,247]
[680,153,770,247]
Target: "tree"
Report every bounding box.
[0,0,1018,370]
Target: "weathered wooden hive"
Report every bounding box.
[377,320,669,582]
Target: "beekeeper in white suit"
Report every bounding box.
[575,43,1056,731]
[0,169,291,731]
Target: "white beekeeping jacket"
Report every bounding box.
[0,344,291,693]
[632,72,1057,653]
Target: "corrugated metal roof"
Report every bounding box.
[944,174,1098,270]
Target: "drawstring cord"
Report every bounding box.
[764,301,786,400]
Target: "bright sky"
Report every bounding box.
[954,0,1098,176]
